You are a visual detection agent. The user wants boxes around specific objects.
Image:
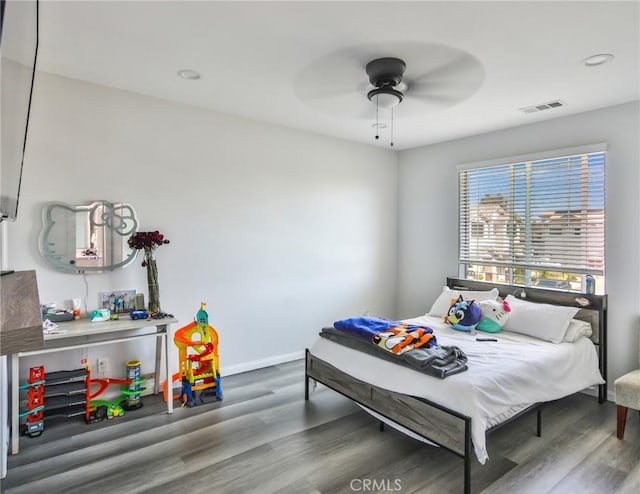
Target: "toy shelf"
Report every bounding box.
[43,405,87,420]
[42,369,88,419]
[20,368,89,437]
[43,380,86,397]
[43,394,86,410]
[45,369,88,385]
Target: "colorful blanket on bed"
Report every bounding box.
[324,317,468,378]
[333,317,437,355]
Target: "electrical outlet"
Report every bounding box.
[97,357,109,376]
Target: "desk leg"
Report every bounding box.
[10,354,19,455]
[165,333,173,414]
[154,333,162,399]
[154,329,173,415]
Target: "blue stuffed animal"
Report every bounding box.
[445,295,482,332]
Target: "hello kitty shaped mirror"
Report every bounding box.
[39,201,138,273]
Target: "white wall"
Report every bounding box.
[7,71,398,382]
[397,101,640,389]
[7,70,638,398]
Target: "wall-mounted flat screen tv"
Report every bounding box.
[0,0,39,221]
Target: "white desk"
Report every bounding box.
[10,316,177,454]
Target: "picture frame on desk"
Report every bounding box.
[100,289,136,314]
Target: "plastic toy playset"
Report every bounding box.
[87,359,146,423]
[19,366,46,437]
[20,360,147,437]
[20,302,222,437]
[164,302,222,407]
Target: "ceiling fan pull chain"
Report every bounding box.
[375,95,380,140]
[390,107,394,147]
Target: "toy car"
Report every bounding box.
[130,310,149,320]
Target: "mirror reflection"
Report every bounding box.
[39,201,138,273]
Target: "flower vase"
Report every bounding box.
[145,250,160,313]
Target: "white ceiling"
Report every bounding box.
[36,0,640,150]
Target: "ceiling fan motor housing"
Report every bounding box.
[366,57,407,87]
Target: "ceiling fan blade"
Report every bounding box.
[359,107,378,121]
[295,81,368,102]
[293,50,367,101]
[406,54,484,102]
[404,92,458,107]
[409,54,482,84]
[300,90,376,120]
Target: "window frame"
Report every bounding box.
[457,143,606,291]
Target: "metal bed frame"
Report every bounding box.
[304,277,608,494]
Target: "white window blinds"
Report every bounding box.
[458,148,605,276]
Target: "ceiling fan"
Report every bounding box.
[365,57,407,109]
[365,57,407,146]
[293,42,485,146]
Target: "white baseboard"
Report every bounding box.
[221,351,305,377]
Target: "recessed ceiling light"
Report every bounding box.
[582,54,614,67]
[371,123,387,129]
[177,69,201,80]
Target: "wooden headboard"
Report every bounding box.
[447,277,608,403]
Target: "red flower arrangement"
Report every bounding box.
[128,231,170,313]
[127,231,170,266]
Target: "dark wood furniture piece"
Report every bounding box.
[0,270,43,356]
[305,277,607,494]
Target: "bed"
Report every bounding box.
[305,277,607,494]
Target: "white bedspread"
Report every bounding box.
[309,315,604,464]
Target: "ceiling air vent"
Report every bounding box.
[519,100,566,114]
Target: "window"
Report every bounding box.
[458,145,605,293]
[471,222,485,237]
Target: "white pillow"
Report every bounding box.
[502,294,579,343]
[563,319,593,343]
[428,286,500,317]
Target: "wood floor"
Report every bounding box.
[2,359,640,494]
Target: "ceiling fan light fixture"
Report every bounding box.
[582,53,614,67]
[177,69,202,80]
[367,87,404,109]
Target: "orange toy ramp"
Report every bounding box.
[162,372,182,402]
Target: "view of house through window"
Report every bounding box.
[458,146,606,294]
